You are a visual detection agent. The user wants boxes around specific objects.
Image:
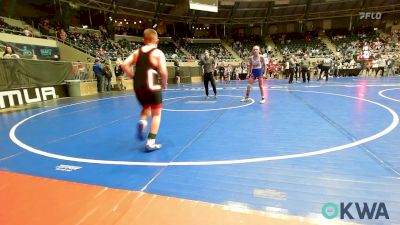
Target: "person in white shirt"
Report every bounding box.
[371,57,379,76]
[378,56,386,76]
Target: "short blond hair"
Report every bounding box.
[144,28,158,43]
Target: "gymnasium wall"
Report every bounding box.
[0,33,57,47]
[57,41,94,63]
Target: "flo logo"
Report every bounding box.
[322,202,389,220]
[359,12,382,20]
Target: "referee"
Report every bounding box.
[198,50,217,99]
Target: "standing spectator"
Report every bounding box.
[377,56,386,76]
[300,54,311,83]
[225,64,233,83]
[295,60,301,81]
[239,61,247,80]
[114,59,125,90]
[92,58,104,93]
[217,61,225,82]
[333,53,341,77]
[288,55,297,83]
[77,61,86,80]
[99,25,109,39]
[284,58,290,79]
[86,57,94,80]
[387,55,396,76]
[319,55,332,81]
[174,59,181,85]
[234,66,240,80]
[272,60,282,79]
[371,57,379,77]
[104,62,113,91]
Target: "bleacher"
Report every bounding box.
[0,18,26,36]
[327,29,381,56]
[184,43,236,62]
[272,32,332,58]
[231,37,269,60]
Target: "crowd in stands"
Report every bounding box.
[232,36,266,58]
[62,26,186,62]
[2,15,400,81]
[183,42,235,62]
[272,31,332,58]
[0,18,29,36]
[325,28,400,76]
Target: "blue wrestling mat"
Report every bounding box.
[1,77,400,224]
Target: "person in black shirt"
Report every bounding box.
[92,58,104,92]
[288,55,297,84]
[121,29,168,152]
[174,58,181,85]
[114,60,125,90]
[217,62,225,82]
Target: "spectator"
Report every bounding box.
[77,61,87,80]
[174,58,181,85]
[300,54,311,83]
[225,64,233,83]
[284,58,290,79]
[378,56,386,76]
[319,55,332,81]
[232,66,239,80]
[288,55,297,83]
[92,58,104,93]
[114,59,125,90]
[23,25,33,37]
[217,62,225,81]
[387,55,396,76]
[2,46,20,59]
[86,57,94,80]
[371,57,379,76]
[103,61,113,91]
[59,29,67,42]
[98,48,106,58]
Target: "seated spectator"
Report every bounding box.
[39,19,50,35]
[23,25,33,37]
[59,29,67,41]
[2,46,20,59]
[98,48,106,58]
